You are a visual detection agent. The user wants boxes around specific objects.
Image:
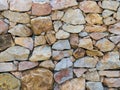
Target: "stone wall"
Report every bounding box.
[0,0,120,90]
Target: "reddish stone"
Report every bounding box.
[70,34,79,48]
[0,20,8,34]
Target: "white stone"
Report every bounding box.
[102,10,114,18]
[53,21,62,32]
[0,0,8,11]
[56,30,70,39]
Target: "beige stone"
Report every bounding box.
[0,20,8,34]
[86,50,103,57]
[34,35,46,46]
[51,11,64,20]
[70,34,79,48]
[0,0,8,11]
[103,17,116,25]
[73,68,87,77]
[99,71,120,77]
[73,48,85,59]
[45,33,56,45]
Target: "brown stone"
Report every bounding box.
[51,11,64,20]
[86,50,103,57]
[73,48,85,59]
[31,16,53,35]
[0,20,8,34]
[45,33,56,45]
[0,34,14,51]
[70,34,79,48]
[34,35,46,46]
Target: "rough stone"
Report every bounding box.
[73,68,87,77]
[95,38,115,52]
[79,32,88,37]
[51,11,64,20]
[31,16,53,35]
[109,36,120,44]
[21,68,53,90]
[52,40,71,50]
[45,33,56,45]
[60,77,85,90]
[116,7,120,20]
[2,11,30,23]
[8,24,32,36]
[10,0,32,11]
[62,24,84,33]
[56,30,70,39]
[19,61,38,71]
[53,21,62,32]
[61,8,85,25]
[73,48,85,59]
[85,14,103,25]
[34,35,46,46]
[102,10,114,18]
[103,17,116,25]
[86,50,103,57]
[30,45,51,61]
[0,0,8,11]
[0,20,8,34]
[79,38,93,50]
[79,1,102,13]
[50,0,78,10]
[70,34,79,48]
[0,34,14,51]
[74,57,98,68]
[54,68,73,84]
[0,73,21,90]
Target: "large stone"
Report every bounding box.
[52,40,71,50]
[73,48,85,59]
[0,63,17,72]
[102,1,119,11]
[0,20,8,34]
[55,58,73,71]
[2,11,30,23]
[103,78,120,88]
[108,22,120,35]
[15,37,33,50]
[45,33,56,45]
[109,36,120,44]
[19,61,38,71]
[74,57,98,68]
[34,35,46,46]
[0,0,8,11]
[60,77,85,90]
[79,1,102,13]
[79,38,93,50]
[73,68,87,77]
[56,30,70,39]
[0,34,14,51]
[62,24,84,33]
[62,8,85,25]
[31,16,53,35]
[8,24,32,36]
[30,45,51,61]
[95,38,115,52]
[0,46,30,62]
[0,73,21,90]
[85,14,103,25]
[54,68,73,84]
[10,0,32,11]
[21,68,53,90]
[70,34,79,48]
[50,0,78,10]
[86,82,104,90]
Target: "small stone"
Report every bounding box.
[85,14,103,25]
[0,20,8,34]
[10,0,32,11]
[52,50,73,61]
[19,61,38,71]
[86,50,103,57]
[56,30,70,39]
[99,71,120,78]
[73,68,87,77]
[0,34,14,51]
[45,33,56,45]
[2,11,30,23]
[54,68,73,84]
[109,36,120,44]
[8,24,32,36]
[31,16,53,35]
[86,82,104,90]
[39,60,55,70]
[51,11,64,20]
[55,58,73,71]
[70,34,79,48]
[61,8,85,25]
[79,1,102,13]
[79,32,88,37]
[32,2,51,16]
[102,1,119,11]
[74,57,98,68]
[34,35,46,46]
[15,37,33,50]
[30,45,51,61]
[53,21,62,32]
[95,38,115,52]
[50,0,78,10]
[0,63,17,72]
[0,0,8,11]
[85,71,100,81]
[102,10,114,18]
[85,25,107,32]
[108,22,120,35]
[79,38,93,50]
[21,68,53,90]
[103,17,116,25]
[60,77,85,90]
[52,40,71,50]
[103,78,120,88]
[62,24,84,33]
[73,48,85,59]
[0,73,21,90]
